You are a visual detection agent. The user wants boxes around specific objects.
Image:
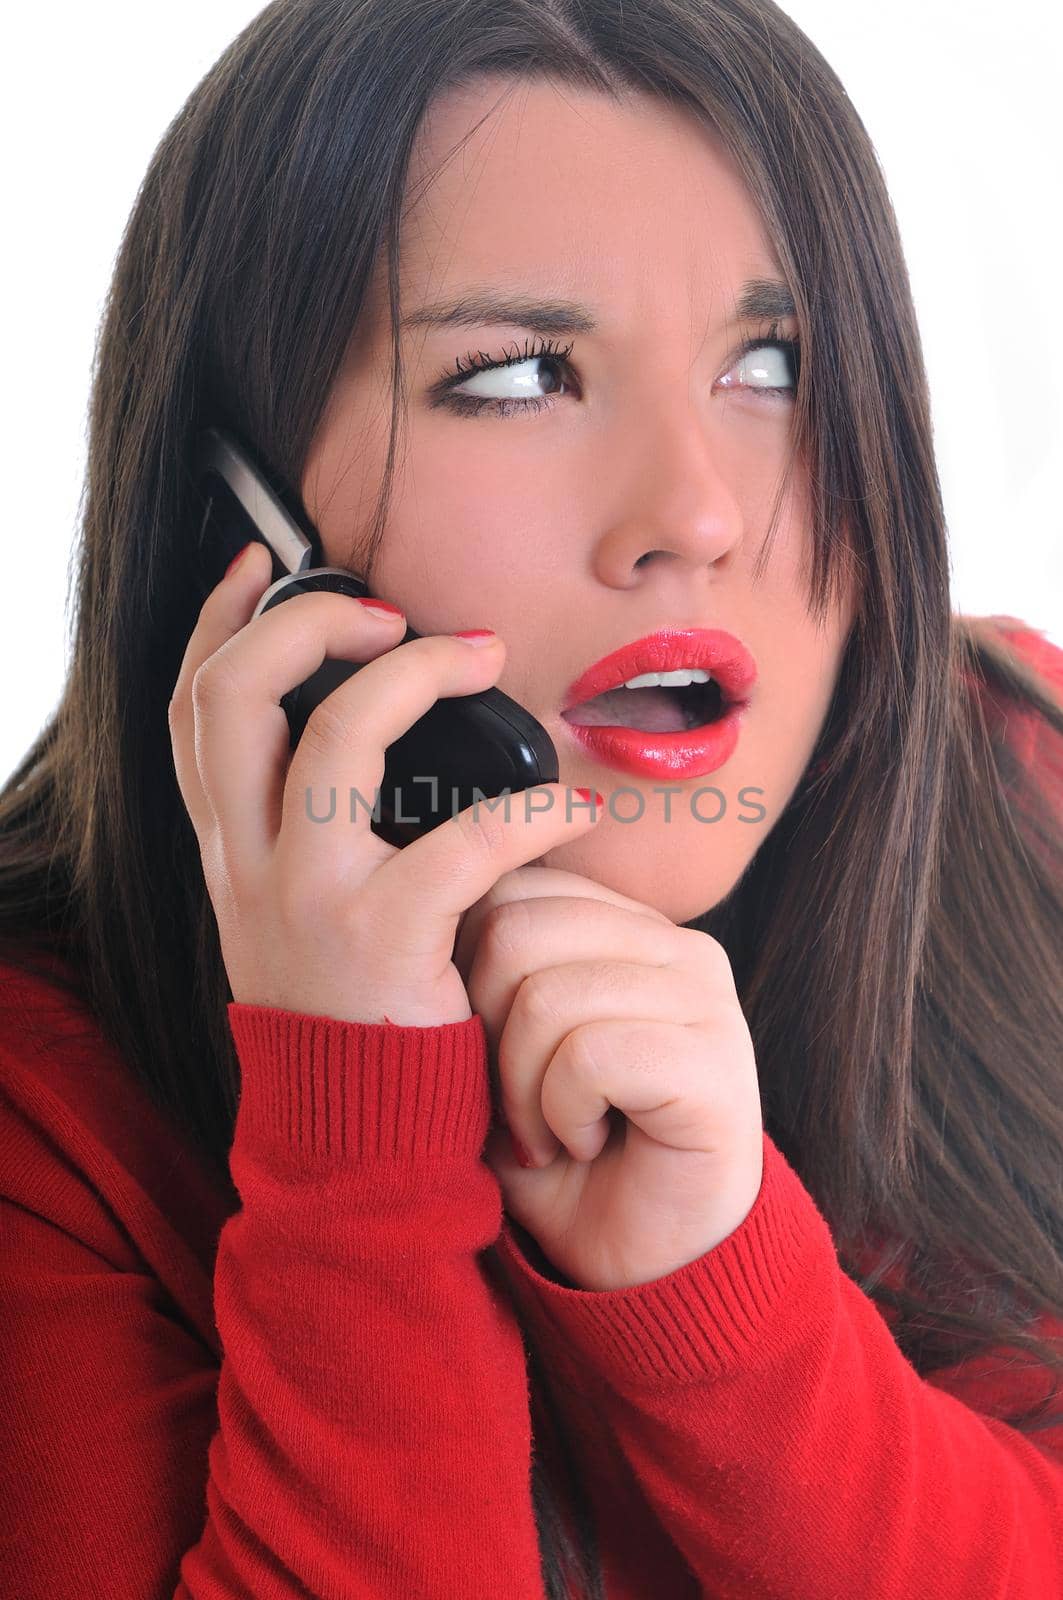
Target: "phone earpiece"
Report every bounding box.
[250,566,373,622]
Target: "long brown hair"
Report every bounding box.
[2,2,1061,1595]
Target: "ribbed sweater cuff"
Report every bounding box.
[226,1003,489,1166]
[493,1131,837,1387]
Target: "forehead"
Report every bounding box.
[393,75,783,338]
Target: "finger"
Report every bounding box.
[359,781,606,965]
[540,1017,712,1164]
[465,896,680,1060]
[168,540,276,839]
[453,864,674,979]
[275,630,508,889]
[190,585,409,876]
[498,959,701,1165]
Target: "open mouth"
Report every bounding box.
[562,679,729,733]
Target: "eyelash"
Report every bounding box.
[431,324,802,419]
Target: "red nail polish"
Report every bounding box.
[451,629,497,645]
[356,597,404,616]
[574,787,605,807]
[224,542,254,578]
[510,1134,535,1168]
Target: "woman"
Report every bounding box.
[1,1,1061,1596]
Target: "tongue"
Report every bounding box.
[565,687,687,732]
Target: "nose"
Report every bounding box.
[589,397,743,590]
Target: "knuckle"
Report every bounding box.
[299,696,359,761]
[481,898,532,958]
[562,1022,604,1078]
[705,935,738,987]
[455,799,510,857]
[517,970,565,1027]
[191,653,240,716]
[681,924,729,973]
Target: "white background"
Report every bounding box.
[2,1,1060,785]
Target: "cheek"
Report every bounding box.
[760,618,849,790]
[377,425,575,611]
[730,573,850,820]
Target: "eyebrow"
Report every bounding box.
[400,278,796,336]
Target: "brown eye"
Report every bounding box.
[431,335,578,418]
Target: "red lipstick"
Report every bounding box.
[559,628,757,781]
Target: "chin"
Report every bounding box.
[537,831,744,925]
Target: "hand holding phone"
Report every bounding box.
[168,540,600,1026]
[194,427,558,848]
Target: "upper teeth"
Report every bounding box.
[621,669,713,689]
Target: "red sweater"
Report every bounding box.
[1,616,1061,1599]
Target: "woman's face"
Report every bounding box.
[301,75,856,924]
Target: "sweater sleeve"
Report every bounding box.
[0,1000,548,1599]
[491,1130,1063,1598]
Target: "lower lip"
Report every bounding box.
[559,701,749,780]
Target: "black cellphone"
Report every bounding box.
[193,426,559,848]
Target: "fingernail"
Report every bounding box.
[510,1133,536,1167]
[224,542,254,578]
[356,597,405,619]
[574,787,605,808]
[451,629,497,646]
